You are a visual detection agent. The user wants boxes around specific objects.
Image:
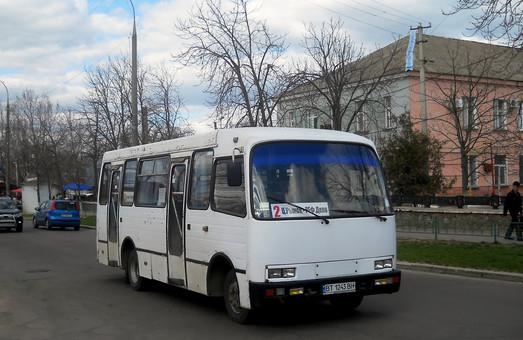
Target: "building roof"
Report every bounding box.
[383,34,523,82]
[279,34,523,101]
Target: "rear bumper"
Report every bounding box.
[49,218,80,227]
[249,270,401,308]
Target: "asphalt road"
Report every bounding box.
[0,225,521,339]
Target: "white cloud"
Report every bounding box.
[0,0,488,131]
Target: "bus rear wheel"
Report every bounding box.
[126,249,147,291]
[224,270,251,324]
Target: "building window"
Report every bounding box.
[287,112,295,127]
[462,97,477,129]
[308,114,318,129]
[518,103,523,131]
[520,155,523,183]
[355,102,367,132]
[384,96,393,129]
[494,155,507,187]
[493,99,507,129]
[468,155,478,187]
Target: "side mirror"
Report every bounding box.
[35,207,40,211]
[227,162,243,187]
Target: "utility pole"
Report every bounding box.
[0,81,10,196]
[411,23,431,135]
[130,0,139,146]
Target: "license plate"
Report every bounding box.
[322,281,356,295]
[61,214,72,217]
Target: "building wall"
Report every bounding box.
[408,72,523,196]
[21,184,60,214]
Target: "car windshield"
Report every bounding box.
[55,201,77,211]
[0,199,16,209]
[251,142,393,220]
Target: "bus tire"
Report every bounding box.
[127,249,147,291]
[329,293,363,310]
[224,270,250,324]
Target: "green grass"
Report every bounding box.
[81,216,96,226]
[398,240,523,274]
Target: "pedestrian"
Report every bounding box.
[503,181,522,240]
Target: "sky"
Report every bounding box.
[0,0,487,133]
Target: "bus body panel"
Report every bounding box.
[96,127,400,319]
[246,216,397,283]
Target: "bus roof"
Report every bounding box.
[102,127,376,162]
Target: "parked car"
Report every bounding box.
[33,200,80,231]
[0,196,23,232]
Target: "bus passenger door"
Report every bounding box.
[107,170,120,267]
[167,162,187,285]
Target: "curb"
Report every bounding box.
[398,261,523,283]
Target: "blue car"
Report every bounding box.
[33,200,81,231]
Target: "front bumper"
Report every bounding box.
[249,270,401,308]
[0,215,23,229]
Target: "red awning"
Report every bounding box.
[11,188,22,193]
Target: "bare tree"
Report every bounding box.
[284,18,402,132]
[147,62,193,141]
[446,0,523,47]
[11,90,81,201]
[79,55,189,186]
[80,56,134,150]
[425,41,523,194]
[174,0,288,127]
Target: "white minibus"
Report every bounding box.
[96,127,401,323]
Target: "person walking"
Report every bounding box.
[503,181,522,240]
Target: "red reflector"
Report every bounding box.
[393,276,400,284]
[265,289,275,297]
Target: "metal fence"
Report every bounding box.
[391,195,502,209]
[396,217,523,242]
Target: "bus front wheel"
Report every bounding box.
[126,249,147,291]
[224,270,251,324]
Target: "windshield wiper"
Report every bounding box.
[267,196,330,224]
[331,209,387,222]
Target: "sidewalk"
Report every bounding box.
[398,261,523,283]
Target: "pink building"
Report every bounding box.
[279,34,523,197]
[406,35,523,196]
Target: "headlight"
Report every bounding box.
[374,259,393,270]
[267,267,296,279]
[14,213,22,218]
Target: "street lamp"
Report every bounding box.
[130,0,139,146]
[0,80,10,196]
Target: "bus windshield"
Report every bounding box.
[251,142,393,220]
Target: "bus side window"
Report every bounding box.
[212,158,246,217]
[121,159,137,206]
[188,150,213,209]
[98,163,111,205]
[136,157,170,207]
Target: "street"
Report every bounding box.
[0,224,521,339]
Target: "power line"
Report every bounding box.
[343,0,413,26]
[303,0,403,36]
[367,0,427,23]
